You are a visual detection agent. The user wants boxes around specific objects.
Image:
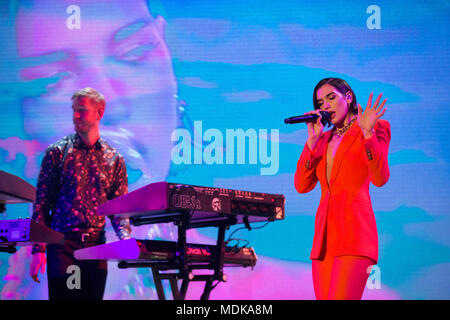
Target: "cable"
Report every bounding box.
[224,220,271,259]
[225,220,270,244]
[225,238,250,255]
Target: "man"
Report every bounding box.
[16,0,178,184]
[29,88,132,300]
[13,0,178,299]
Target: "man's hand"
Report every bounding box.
[30,252,46,283]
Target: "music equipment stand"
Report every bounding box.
[118,209,238,300]
[0,238,17,254]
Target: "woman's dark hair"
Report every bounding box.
[313,78,358,115]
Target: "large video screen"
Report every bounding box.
[0,0,449,300]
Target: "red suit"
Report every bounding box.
[294,120,391,264]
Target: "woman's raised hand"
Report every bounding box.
[357,92,387,139]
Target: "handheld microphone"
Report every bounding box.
[284,111,331,126]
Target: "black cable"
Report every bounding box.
[226,220,270,243]
[224,220,270,259]
[225,238,250,255]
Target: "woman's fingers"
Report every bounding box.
[376,107,387,119]
[366,93,387,114]
[376,98,388,113]
[366,92,373,110]
[372,93,383,110]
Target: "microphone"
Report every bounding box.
[284,111,331,126]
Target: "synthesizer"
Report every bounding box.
[0,219,64,245]
[74,238,257,268]
[0,172,62,253]
[98,181,285,225]
[0,170,36,204]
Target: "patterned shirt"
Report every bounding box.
[33,133,131,239]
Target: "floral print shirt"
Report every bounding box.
[33,133,131,240]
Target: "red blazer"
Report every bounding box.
[294,120,391,263]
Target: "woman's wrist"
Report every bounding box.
[361,127,375,139]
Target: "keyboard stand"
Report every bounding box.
[120,210,237,300]
[0,241,17,254]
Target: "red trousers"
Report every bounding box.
[312,255,375,300]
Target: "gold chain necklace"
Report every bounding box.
[333,118,356,137]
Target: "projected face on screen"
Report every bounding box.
[16,0,177,183]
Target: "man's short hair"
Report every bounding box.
[71,88,106,111]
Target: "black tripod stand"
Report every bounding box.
[118,210,237,300]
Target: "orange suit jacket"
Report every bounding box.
[294,120,391,263]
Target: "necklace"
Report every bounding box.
[333,118,356,137]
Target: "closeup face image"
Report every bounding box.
[16,0,178,183]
